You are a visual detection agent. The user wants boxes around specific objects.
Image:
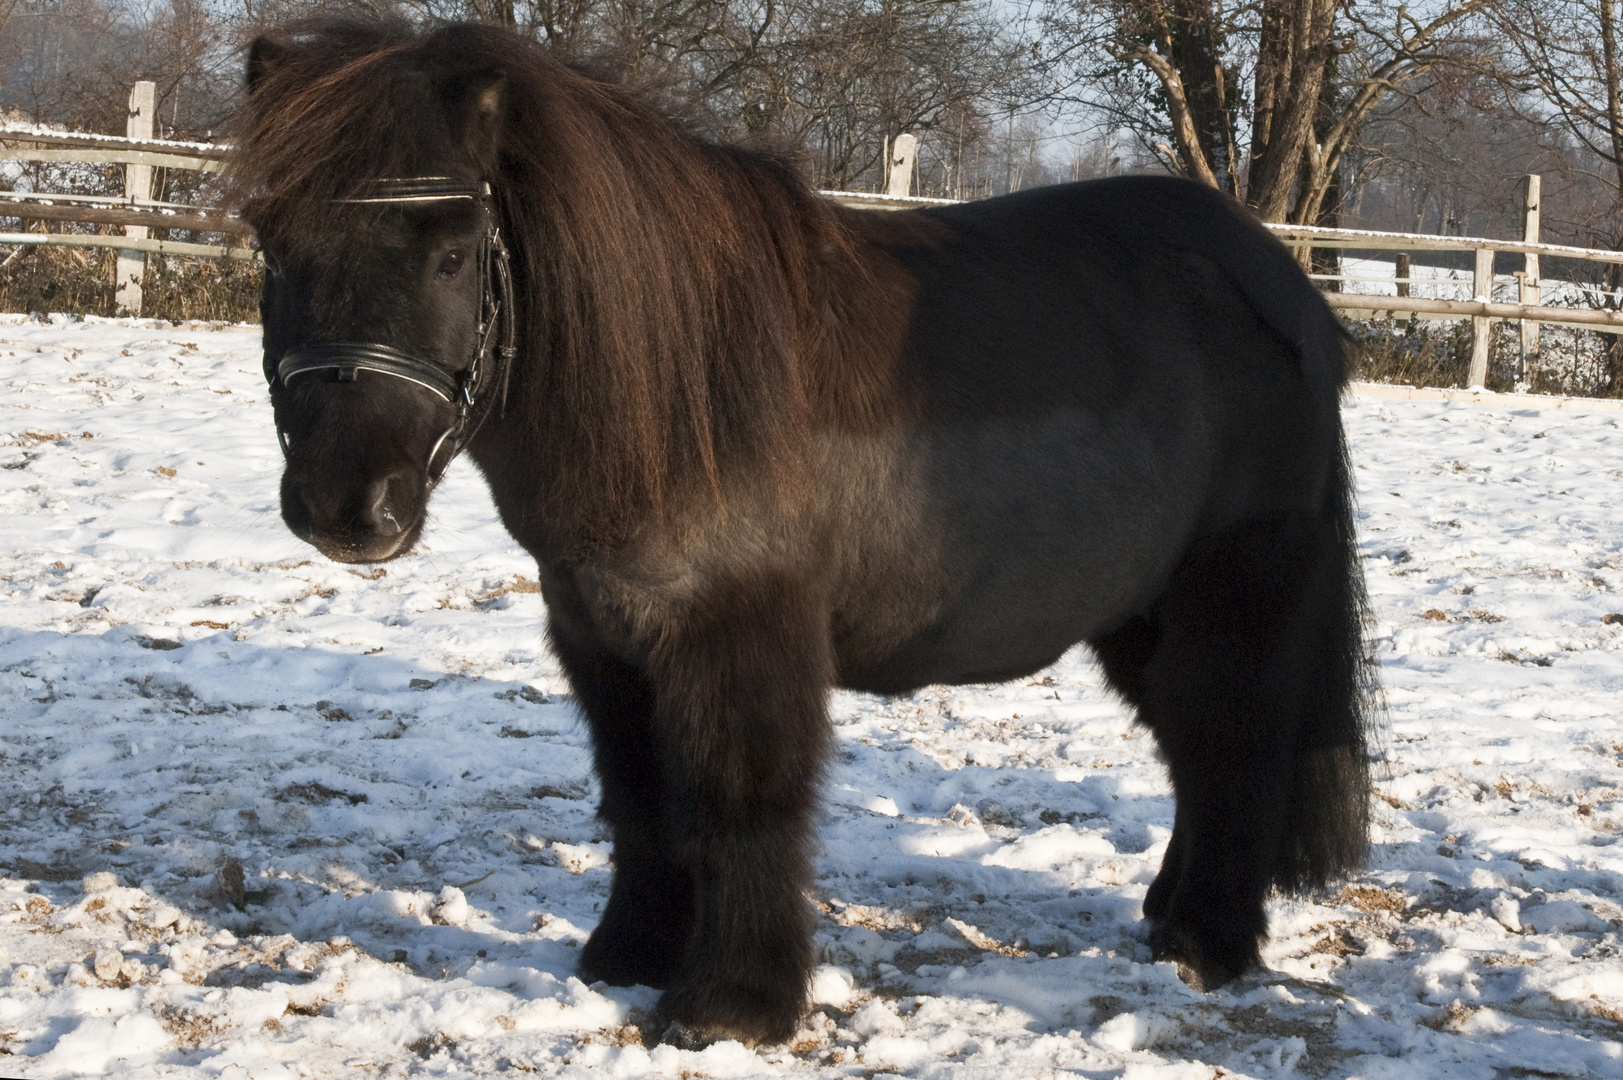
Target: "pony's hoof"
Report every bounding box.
[1149,920,1256,992]
[1169,956,1238,993]
[658,1021,715,1050]
[657,980,803,1047]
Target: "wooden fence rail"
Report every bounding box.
[1262,176,1623,384]
[1,201,238,234]
[1262,222,1623,264]
[0,232,251,260]
[0,128,227,164]
[1318,292,1623,335]
[1,145,225,173]
[4,106,1622,382]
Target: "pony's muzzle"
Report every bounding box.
[280,465,424,564]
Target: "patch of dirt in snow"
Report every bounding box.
[0,319,1621,1077]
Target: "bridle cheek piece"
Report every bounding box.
[263,177,518,488]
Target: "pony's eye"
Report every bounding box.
[436,250,467,279]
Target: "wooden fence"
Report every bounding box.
[1266,176,1623,387]
[4,101,1622,387]
[0,82,242,316]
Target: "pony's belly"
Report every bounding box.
[832,570,1129,695]
[830,493,1178,693]
[836,631,1079,695]
[831,418,1203,693]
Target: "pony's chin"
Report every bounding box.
[307,529,417,564]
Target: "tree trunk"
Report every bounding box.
[1600,0,1623,178]
[1593,3,1623,394]
[1104,0,1482,224]
[1166,0,1238,193]
[1246,0,1339,222]
[1303,49,1343,274]
[1249,0,1293,169]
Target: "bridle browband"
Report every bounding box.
[264,177,517,488]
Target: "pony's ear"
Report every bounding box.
[246,37,287,93]
[447,67,508,170]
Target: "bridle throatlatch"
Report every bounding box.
[264,177,518,488]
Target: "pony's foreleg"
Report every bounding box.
[647,574,832,1045]
[547,599,695,989]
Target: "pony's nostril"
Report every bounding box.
[366,473,410,537]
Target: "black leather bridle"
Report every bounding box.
[264,177,517,487]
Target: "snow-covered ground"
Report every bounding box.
[2,314,1622,1079]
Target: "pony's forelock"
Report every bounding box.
[226,19,425,235]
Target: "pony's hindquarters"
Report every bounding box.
[845,178,1372,990]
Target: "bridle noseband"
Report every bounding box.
[264,177,517,488]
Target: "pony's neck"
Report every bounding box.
[488,85,826,541]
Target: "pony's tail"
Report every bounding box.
[1271,332,1377,894]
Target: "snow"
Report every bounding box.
[0,124,225,153]
[1,313,1622,1077]
[1335,255,1613,310]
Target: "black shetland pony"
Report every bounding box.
[232,18,1374,1046]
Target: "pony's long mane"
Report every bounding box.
[228,18,902,537]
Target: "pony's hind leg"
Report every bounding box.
[545,586,695,990]
[1096,507,1370,990]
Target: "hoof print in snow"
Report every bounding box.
[406,1032,456,1059]
[493,685,549,704]
[279,781,366,806]
[1311,927,1367,958]
[530,780,588,800]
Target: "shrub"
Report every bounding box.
[0,245,260,323]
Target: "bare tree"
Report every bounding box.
[386,0,1048,190]
[758,0,1042,188]
[1486,0,1623,390]
[1,0,240,140]
[1043,0,1493,223]
[1491,1,1623,240]
[3,0,1053,198]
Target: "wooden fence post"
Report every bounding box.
[1395,252,1411,323]
[1521,174,1541,368]
[886,133,917,198]
[1468,246,1494,389]
[114,80,156,317]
